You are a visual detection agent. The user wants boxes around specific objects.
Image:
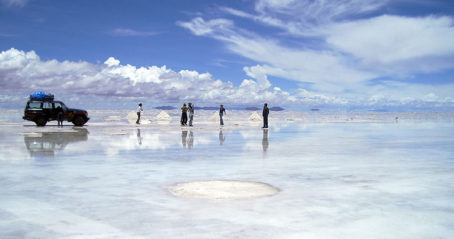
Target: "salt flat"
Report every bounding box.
[0,110,453,238]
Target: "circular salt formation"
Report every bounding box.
[168,180,279,199]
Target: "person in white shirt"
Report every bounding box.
[188,102,194,126]
[136,103,143,124]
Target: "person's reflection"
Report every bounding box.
[219,130,226,145]
[181,130,188,148]
[188,131,194,149]
[137,128,142,145]
[262,129,269,152]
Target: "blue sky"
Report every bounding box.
[1,0,454,110]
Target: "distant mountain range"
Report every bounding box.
[270,107,285,111]
[195,106,219,110]
[154,106,285,111]
[154,106,176,110]
[154,106,218,110]
[244,106,286,111]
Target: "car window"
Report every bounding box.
[54,102,67,111]
[28,102,42,109]
[43,102,52,109]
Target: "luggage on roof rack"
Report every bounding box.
[30,91,54,101]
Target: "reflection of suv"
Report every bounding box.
[23,100,90,126]
[24,128,89,157]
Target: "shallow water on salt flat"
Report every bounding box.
[0,114,453,238]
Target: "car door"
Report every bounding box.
[26,101,43,119]
[42,102,53,119]
[53,102,67,120]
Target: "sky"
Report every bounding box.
[1,0,454,110]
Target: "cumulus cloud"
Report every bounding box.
[178,0,454,110]
[0,48,452,110]
[0,48,301,106]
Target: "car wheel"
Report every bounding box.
[35,117,47,126]
[73,116,86,126]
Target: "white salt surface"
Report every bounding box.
[1,110,454,238]
[105,115,122,121]
[168,180,279,199]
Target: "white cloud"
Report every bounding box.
[104,57,120,67]
[0,48,452,110]
[0,48,298,106]
[110,28,158,37]
[345,81,454,108]
[179,17,376,91]
[177,18,234,36]
[243,65,271,90]
[255,0,386,21]
[294,88,348,105]
[179,1,454,111]
[219,4,454,81]
[223,0,387,36]
[323,15,454,74]
[1,0,28,7]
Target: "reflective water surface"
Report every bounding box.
[1,118,454,238]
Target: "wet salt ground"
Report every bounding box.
[3,108,454,124]
[0,115,454,238]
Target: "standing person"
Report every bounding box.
[136,103,143,124]
[181,103,188,126]
[219,104,226,126]
[262,103,269,128]
[188,102,194,126]
[57,105,64,127]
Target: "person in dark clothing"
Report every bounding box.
[262,103,269,128]
[136,103,143,124]
[219,104,226,126]
[181,103,188,126]
[57,106,64,127]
